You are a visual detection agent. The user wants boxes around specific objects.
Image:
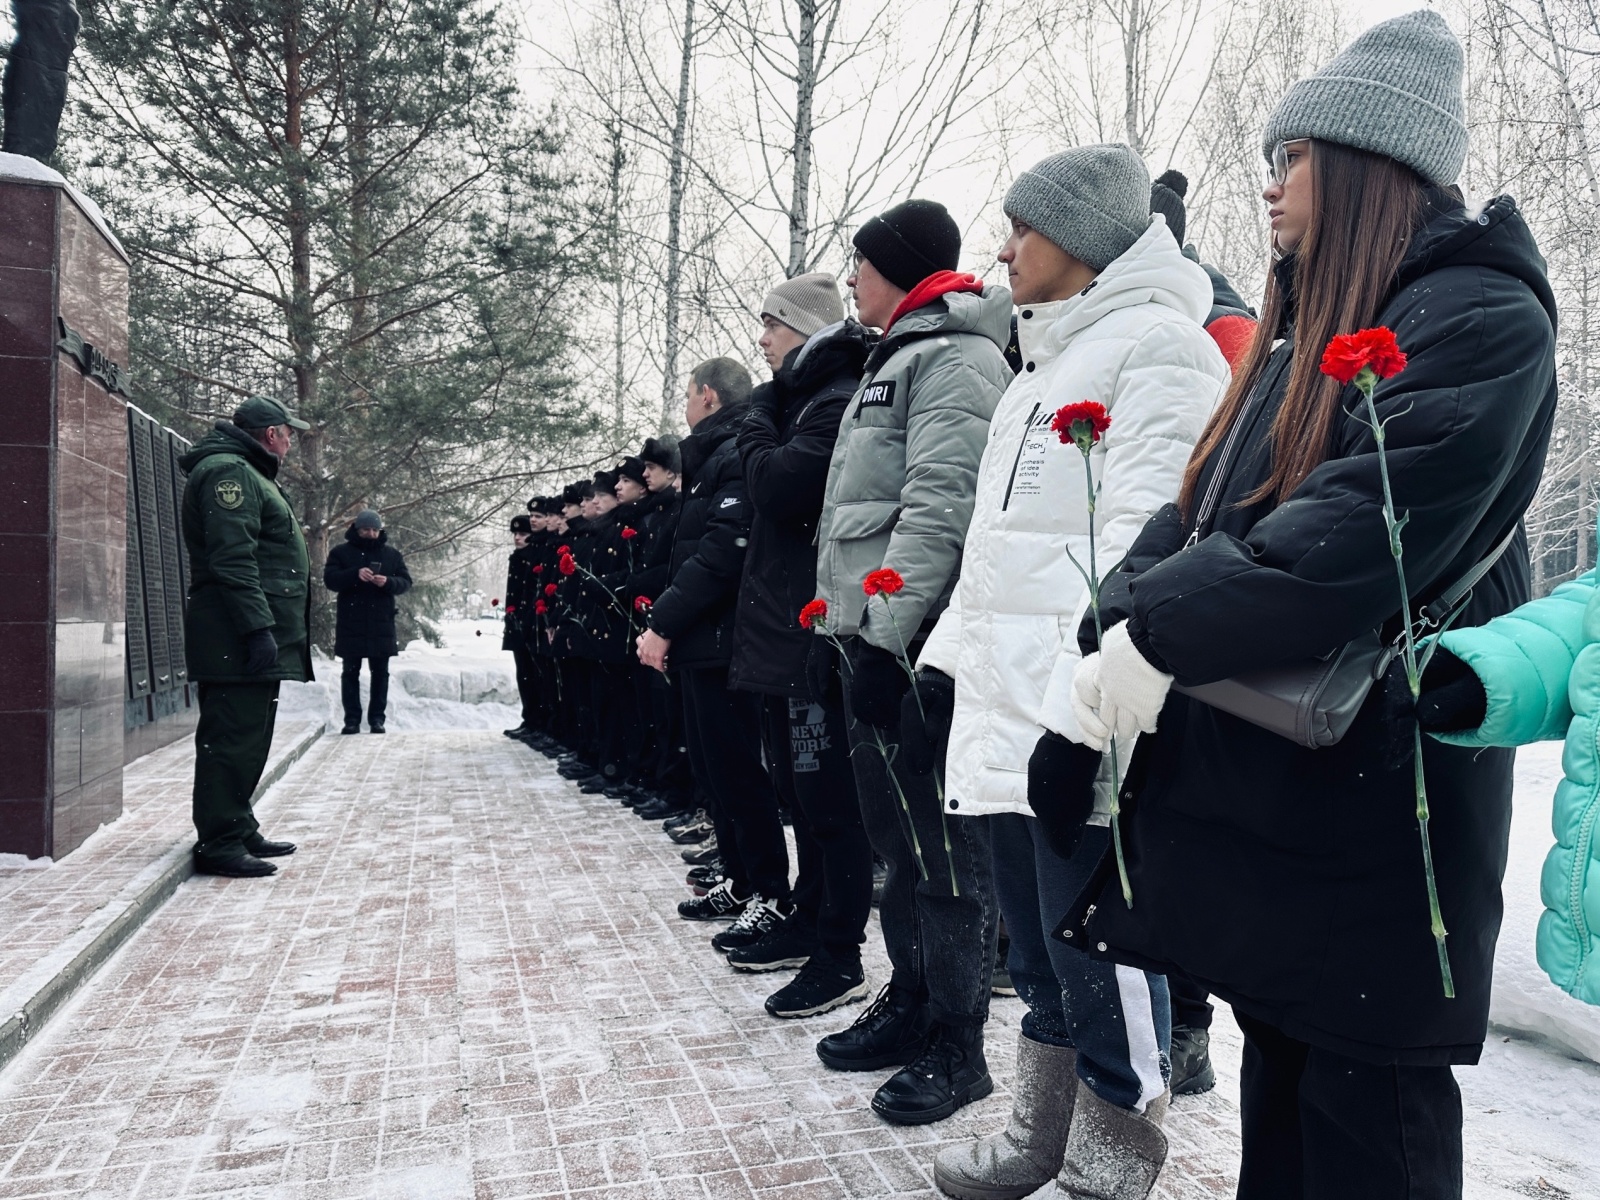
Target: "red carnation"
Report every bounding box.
[862,568,905,597]
[534,600,548,615]
[634,595,653,612]
[557,544,571,555]
[1051,401,1112,450]
[505,605,516,615]
[1320,327,1407,387]
[798,598,828,629]
[544,583,557,596]
[559,553,577,576]
[621,527,638,540]
[491,598,499,607]
[533,565,544,574]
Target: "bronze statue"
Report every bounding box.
[2,0,80,163]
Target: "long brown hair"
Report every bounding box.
[1178,141,1427,514]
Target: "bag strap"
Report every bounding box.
[1415,526,1518,633]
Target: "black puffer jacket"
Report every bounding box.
[1063,194,1558,1067]
[648,403,750,669]
[729,323,872,695]
[323,528,414,659]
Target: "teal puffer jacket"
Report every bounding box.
[1436,569,1600,1005]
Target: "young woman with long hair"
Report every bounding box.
[1052,12,1558,1196]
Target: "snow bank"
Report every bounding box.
[277,618,520,732]
[1494,741,1600,1065]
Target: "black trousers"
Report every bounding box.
[510,641,538,726]
[840,637,998,1028]
[340,654,390,726]
[1236,1011,1463,1200]
[1171,973,1214,1031]
[680,665,788,899]
[761,693,872,963]
[192,681,280,859]
[588,660,638,782]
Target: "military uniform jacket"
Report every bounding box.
[177,423,314,683]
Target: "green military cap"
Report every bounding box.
[233,395,311,431]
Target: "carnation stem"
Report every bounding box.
[1361,377,1453,998]
[882,601,959,896]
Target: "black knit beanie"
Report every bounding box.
[852,199,961,292]
[615,456,648,486]
[1150,169,1188,247]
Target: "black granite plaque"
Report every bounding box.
[123,424,150,698]
[129,415,171,691]
[149,429,186,686]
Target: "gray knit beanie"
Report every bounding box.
[1003,144,1151,271]
[353,509,382,531]
[1262,10,1466,186]
[761,272,845,338]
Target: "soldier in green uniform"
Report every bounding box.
[177,396,315,878]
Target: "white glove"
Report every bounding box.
[1094,621,1174,746]
[1071,652,1109,750]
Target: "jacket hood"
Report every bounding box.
[178,421,281,479]
[680,401,748,477]
[344,526,389,546]
[1396,193,1556,328]
[883,281,1013,355]
[781,319,873,392]
[1017,220,1213,362]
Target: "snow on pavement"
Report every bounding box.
[0,727,1589,1197]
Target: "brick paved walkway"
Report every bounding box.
[0,731,1592,1199]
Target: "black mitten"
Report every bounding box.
[244,628,278,674]
[899,669,955,775]
[1026,731,1105,860]
[849,641,911,729]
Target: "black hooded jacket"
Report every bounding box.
[647,402,750,669]
[323,527,413,659]
[728,323,872,695]
[1063,193,1558,1067]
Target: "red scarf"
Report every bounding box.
[885,270,985,332]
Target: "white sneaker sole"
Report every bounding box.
[728,953,811,973]
[765,978,871,1018]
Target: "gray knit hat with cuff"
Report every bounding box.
[353,509,382,531]
[761,272,845,338]
[1003,144,1151,271]
[1262,9,1466,186]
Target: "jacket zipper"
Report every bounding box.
[1001,402,1042,512]
[1570,721,1600,994]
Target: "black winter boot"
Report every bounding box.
[1169,1025,1215,1096]
[815,982,931,1072]
[871,1021,993,1126]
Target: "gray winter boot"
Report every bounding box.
[1026,1081,1169,1200]
[933,1034,1079,1200]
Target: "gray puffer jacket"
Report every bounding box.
[815,285,1013,650]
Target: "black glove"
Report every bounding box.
[806,636,842,708]
[244,628,278,674]
[899,668,955,775]
[849,641,911,729]
[1026,731,1105,861]
[1417,648,1488,734]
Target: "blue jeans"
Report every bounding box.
[990,814,1171,1111]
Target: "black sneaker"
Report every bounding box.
[1170,1024,1216,1096]
[686,862,726,893]
[663,807,699,830]
[991,931,1016,996]
[711,896,793,955]
[636,798,681,820]
[766,958,869,1018]
[871,1023,993,1126]
[677,879,749,921]
[667,814,714,844]
[816,982,932,1072]
[681,839,720,866]
[723,909,812,967]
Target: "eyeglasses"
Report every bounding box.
[1267,140,1309,186]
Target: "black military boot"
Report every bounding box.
[194,851,277,878]
[1169,1024,1216,1096]
[815,982,931,1072]
[244,833,297,857]
[871,1021,993,1126]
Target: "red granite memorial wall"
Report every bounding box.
[0,162,129,858]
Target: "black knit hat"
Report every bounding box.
[640,436,680,474]
[1150,169,1188,247]
[510,514,532,534]
[615,456,648,486]
[852,199,961,292]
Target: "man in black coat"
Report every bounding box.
[323,509,413,733]
[501,513,539,739]
[637,358,789,927]
[726,274,877,1017]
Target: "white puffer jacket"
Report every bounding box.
[917,218,1230,818]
